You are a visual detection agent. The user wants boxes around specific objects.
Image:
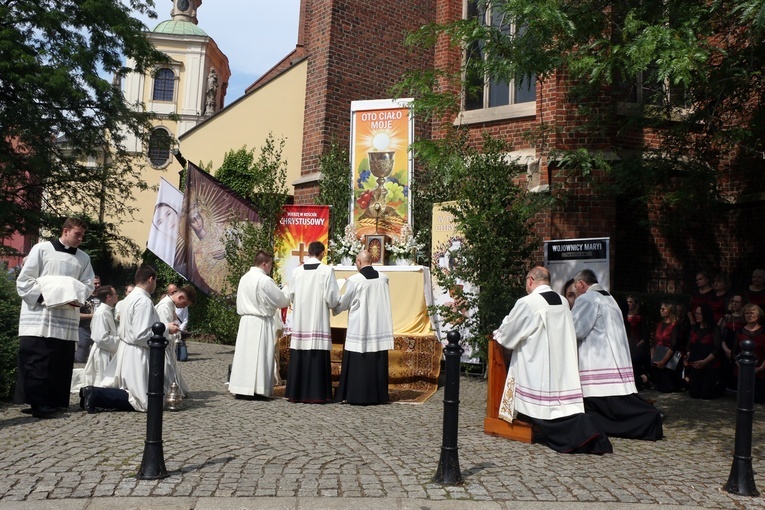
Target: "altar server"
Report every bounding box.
[285,241,340,403]
[155,284,196,396]
[572,268,663,440]
[15,217,96,418]
[71,285,120,391]
[333,250,394,405]
[80,265,180,413]
[229,250,289,399]
[494,266,612,454]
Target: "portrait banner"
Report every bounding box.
[174,162,260,295]
[147,178,183,268]
[350,98,413,239]
[275,204,330,290]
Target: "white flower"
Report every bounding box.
[329,224,363,259]
[386,224,424,257]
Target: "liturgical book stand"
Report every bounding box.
[484,337,533,443]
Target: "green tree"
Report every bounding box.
[0,273,20,400]
[423,132,551,358]
[396,0,765,239]
[0,1,166,249]
[194,137,289,344]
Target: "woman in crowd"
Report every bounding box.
[651,302,684,392]
[685,303,721,399]
[688,271,714,326]
[709,273,732,324]
[719,293,746,391]
[737,304,765,403]
[625,295,650,389]
[746,269,765,310]
[561,278,576,310]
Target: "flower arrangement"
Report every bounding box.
[329,224,363,263]
[386,224,425,263]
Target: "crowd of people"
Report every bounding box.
[623,269,765,403]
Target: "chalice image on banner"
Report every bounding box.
[368,151,395,233]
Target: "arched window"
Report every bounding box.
[148,128,172,168]
[152,68,175,101]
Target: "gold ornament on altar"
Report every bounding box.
[367,151,395,233]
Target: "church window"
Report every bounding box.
[463,1,536,116]
[152,68,175,102]
[148,128,172,168]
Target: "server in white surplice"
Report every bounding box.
[572,268,663,441]
[228,250,289,399]
[493,266,612,454]
[333,250,394,405]
[285,241,340,403]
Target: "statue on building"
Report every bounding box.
[205,68,218,116]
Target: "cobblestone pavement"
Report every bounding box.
[1,341,764,509]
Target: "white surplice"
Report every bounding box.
[493,285,585,422]
[333,271,394,353]
[155,295,189,396]
[228,266,290,397]
[71,303,120,391]
[17,241,95,341]
[287,258,340,351]
[100,287,161,412]
[572,283,637,397]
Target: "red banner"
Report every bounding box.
[275,205,330,289]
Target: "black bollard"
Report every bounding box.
[137,322,169,480]
[434,330,464,485]
[724,338,759,496]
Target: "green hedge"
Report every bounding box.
[0,274,20,400]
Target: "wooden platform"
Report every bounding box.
[484,338,533,443]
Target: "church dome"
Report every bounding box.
[152,20,208,37]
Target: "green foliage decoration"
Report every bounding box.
[419,131,553,359]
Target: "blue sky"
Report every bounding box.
[134,0,302,102]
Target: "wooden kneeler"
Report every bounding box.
[484,337,533,443]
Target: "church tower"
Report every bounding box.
[123,0,231,170]
[117,0,231,258]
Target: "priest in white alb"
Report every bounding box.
[493,266,612,454]
[285,241,340,403]
[333,250,394,405]
[228,250,289,399]
[572,268,663,440]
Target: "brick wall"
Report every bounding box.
[295,0,437,200]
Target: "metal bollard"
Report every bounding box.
[724,338,759,496]
[137,322,169,480]
[434,330,464,484]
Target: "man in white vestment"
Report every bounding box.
[154,285,196,397]
[333,250,394,405]
[229,250,290,399]
[80,265,180,413]
[285,241,340,403]
[15,217,96,418]
[572,268,663,440]
[493,266,612,454]
[71,286,120,391]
